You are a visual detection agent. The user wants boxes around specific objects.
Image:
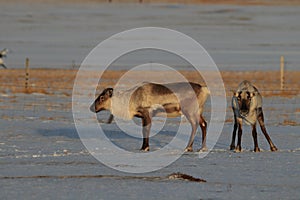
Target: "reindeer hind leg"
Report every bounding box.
[257,108,278,151]
[183,112,199,152]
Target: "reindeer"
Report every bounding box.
[90,82,210,152]
[230,80,278,152]
[0,48,9,69]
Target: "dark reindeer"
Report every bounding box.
[230,80,278,152]
[90,82,210,152]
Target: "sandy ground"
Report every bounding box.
[0,69,299,97]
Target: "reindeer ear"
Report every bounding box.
[231,90,237,97]
[233,91,239,97]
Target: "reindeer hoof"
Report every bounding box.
[253,147,260,152]
[271,146,278,152]
[198,147,208,152]
[234,147,242,153]
[184,147,193,152]
[140,146,150,152]
[230,145,235,151]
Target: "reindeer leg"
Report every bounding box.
[252,124,260,152]
[184,112,198,152]
[0,64,7,69]
[230,115,238,150]
[141,110,151,152]
[257,108,278,151]
[106,114,114,124]
[185,121,197,152]
[235,119,243,152]
[199,115,207,152]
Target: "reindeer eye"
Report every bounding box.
[100,96,105,102]
[246,91,251,98]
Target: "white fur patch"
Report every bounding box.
[110,86,139,120]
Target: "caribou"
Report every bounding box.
[230,80,278,152]
[90,82,210,152]
[0,48,8,69]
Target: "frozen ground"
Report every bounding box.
[0,3,300,70]
[0,2,300,199]
[0,93,299,199]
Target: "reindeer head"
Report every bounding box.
[234,90,255,117]
[90,88,113,113]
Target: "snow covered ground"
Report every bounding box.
[1,2,300,70]
[0,93,299,199]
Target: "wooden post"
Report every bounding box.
[280,56,284,90]
[25,58,29,92]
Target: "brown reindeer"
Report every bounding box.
[90,82,210,152]
[231,80,278,152]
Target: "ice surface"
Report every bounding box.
[0,92,299,199]
[0,3,300,70]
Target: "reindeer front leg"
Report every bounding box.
[257,109,278,151]
[235,119,243,152]
[251,124,260,152]
[141,110,151,151]
[230,114,238,150]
